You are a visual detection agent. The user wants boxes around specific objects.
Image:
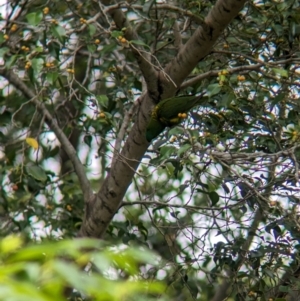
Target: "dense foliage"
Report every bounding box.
[1,0,300,300]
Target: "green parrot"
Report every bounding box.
[146,94,205,142]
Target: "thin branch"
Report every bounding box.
[100,0,159,98]
[181,56,300,89]
[181,63,262,89]
[207,145,300,163]
[0,68,93,203]
[105,3,205,25]
[119,200,246,212]
[112,98,140,167]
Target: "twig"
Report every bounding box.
[181,63,262,89]
[112,99,140,167]
[101,0,159,97]
[119,199,246,212]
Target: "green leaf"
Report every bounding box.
[0,235,23,254]
[125,248,157,265]
[6,55,18,69]
[177,143,191,156]
[87,44,96,53]
[207,83,221,97]
[84,134,92,147]
[47,41,60,59]
[88,24,96,37]
[51,25,66,44]
[137,222,148,240]
[26,12,43,26]
[263,268,275,279]
[96,95,109,108]
[111,31,123,38]
[278,286,289,293]
[52,260,92,292]
[272,68,288,78]
[208,191,219,206]
[31,58,44,78]
[130,40,150,49]
[100,43,117,55]
[159,145,176,159]
[25,165,47,182]
[0,47,9,58]
[168,126,185,137]
[46,72,59,85]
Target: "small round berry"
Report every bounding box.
[43,7,49,14]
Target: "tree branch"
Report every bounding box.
[181,63,262,89]
[0,68,93,204]
[100,0,159,99]
[78,92,152,238]
[162,0,248,95]
[111,97,140,167]
[105,3,205,26]
[78,0,248,239]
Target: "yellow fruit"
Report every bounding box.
[66,68,74,73]
[80,18,86,24]
[178,113,182,118]
[43,7,49,14]
[51,19,58,25]
[66,205,72,211]
[181,113,187,118]
[21,46,26,50]
[45,62,51,67]
[237,75,246,81]
[11,24,18,32]
[25,62,31,69]
[3,34,9,40]
[94,39,100,44]
[223,43,229,48]
[120,38,127,43]
[99,112,105,118]
[118,35,123,40]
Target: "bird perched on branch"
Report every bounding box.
[146,94,205,142]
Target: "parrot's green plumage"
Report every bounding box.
[146,94,204,142]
